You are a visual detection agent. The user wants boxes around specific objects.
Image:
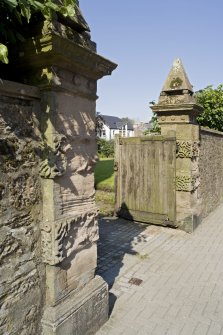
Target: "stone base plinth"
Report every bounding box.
[177,214,201,233]
[42,276,108,335]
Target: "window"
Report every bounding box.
[119,129,126,137]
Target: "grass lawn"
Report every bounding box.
[95,190,115,217]
[95,158,115,216]
[95,158,114,191]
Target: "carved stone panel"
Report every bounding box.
[40,134,71,179]
[159,95,186,105]
[176,175,192,191]
[41,209,98,265]
[176,173,200,192]
[176,141,199,158]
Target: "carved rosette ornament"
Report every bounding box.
[176,141,200,158]
[41,209,98,265]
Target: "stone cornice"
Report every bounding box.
[151,103,203,114]
[17,33,117,80]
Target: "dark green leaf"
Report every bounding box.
[33,0,45,10]
[0,43,9,64]
[4,0,18,8]
[19,2,31,22]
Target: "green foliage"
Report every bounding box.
[95,158,115,216]
[95,190,115,217]
[143,112,160,135]
[97,139,115,158]
[0,44,9,64]
[150,113,161,133]
[196,84,223,131]
[143,128,150,135]
[0,0,76,63]
[95,113,104,137]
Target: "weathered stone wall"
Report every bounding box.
[199,127,223,217]
[0,80,45,335]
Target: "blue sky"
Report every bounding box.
[80,0,223,122]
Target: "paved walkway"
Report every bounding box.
[96,204,223,335]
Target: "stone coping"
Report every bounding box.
[18,33,118,80]
[200,126,223,137]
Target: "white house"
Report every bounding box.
[97,115,134,140]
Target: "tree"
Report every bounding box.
[144,101,161,135]
[196,84,223,132]
[150,112,160,133]
[97,139,114,158]
[143,113,160,135]
[120,117,135,125]
[0,0,76,64]
[95,113,104,137]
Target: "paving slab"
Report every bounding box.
[96,204,223,335]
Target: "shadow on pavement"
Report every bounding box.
[96,215,148,315]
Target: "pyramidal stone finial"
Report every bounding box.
[158,58,195,105]
[162,58,193,93]
[151,58,203,125]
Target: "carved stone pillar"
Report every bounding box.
[151,59,203,233]
[15,14,117,335]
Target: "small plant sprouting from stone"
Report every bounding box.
[136,252,149,260]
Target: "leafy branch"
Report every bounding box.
[0,0,76,64]
[196,84,223,131]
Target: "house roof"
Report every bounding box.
[101,115,134,130]
[133,122,152,131]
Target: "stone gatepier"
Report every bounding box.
[152,58,223,232]
[152,58,202,232]
[0,3,117,334]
